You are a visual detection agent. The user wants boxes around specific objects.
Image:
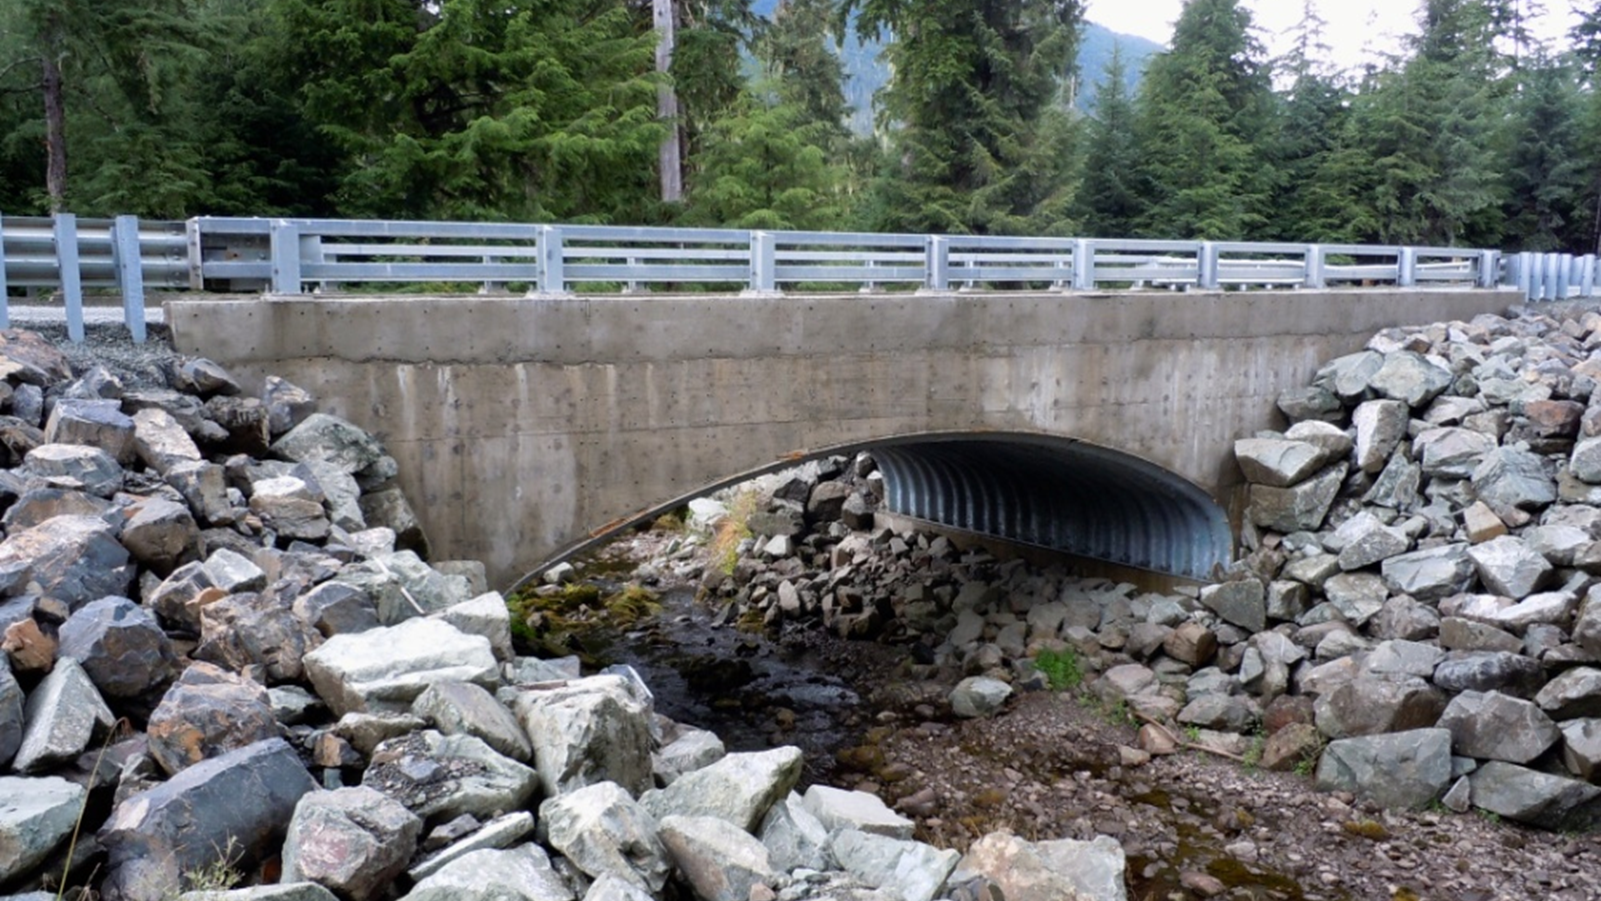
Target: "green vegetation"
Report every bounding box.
[1033,647,1083,691]
[1,1,1597,254]
[505,580,660,656]
[710,490,758,576]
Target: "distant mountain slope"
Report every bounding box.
[743,4,1164,132]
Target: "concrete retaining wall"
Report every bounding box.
[167,288,1520,587]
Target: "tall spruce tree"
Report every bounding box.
[1131,0,1275,240]
[844,0,1085,234]
[1071,45,1143,236]
[1499,54,1585,251]
[1271,1,1367,241]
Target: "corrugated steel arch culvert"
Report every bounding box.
[870,434,1231,581]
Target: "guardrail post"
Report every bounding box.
[1557,253,1574,301]
[269,219,302,294]
[1072,239,1094,291]
[1397,247,1417,287]
[1513,252,1531,298]
[0,211,8,329]
[1197,242,1219,290]
[1581,255,1597,299]
[1304,245,1326,289]
[185,218,205,291]
[112,215,146,344]
[54,213,84,342]
[1478,250,1499,289]
[747,231,777,295]
[925,236,949,292]
[535,225,565,295]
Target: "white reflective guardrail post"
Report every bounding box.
[0,212,8,329]
[1197,242,1219,290]
[925,236,950,291]
[1397,248,1417,288]
[749,231,776,295]
[536,225,565,295]
[269,219,302,295]
[1304,245,1326,289]
[1072,239,1094,291]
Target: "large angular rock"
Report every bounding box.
[539,781,670,893]
[1322,573,1388,628]
[1315,729,1453,810]
[1536,667,1601,720]
[433,592,513,662]
[950,676,1012,718]
[24,443,123,496]
[402,845,574,901]
[1199,580,1266,633]
[1560,719,1601,781]
[1437,690,1561,764]
[1234,438,1328,487]
[2,485,108,532]
[250,475,330,541]
[1363,452,1422,509]
[13,657,115,773]
[131,407,202,475]
[1432,652,1544,697]
[1315,350,1383,402]
[1247,464,1345,533]
[639,746,801,832]
[98,738,317,901]
[1381,544,1475,601]
[202,547,267,594]
[167,460,231,526]
[657,815,776,901]
[292,580,379,638]
[1313,677,1445,739]
[411,681,531,762]
[264,376,318,437]
[1469,761,1601,829]
[358,488,427,554]
[0,515,134,611]
[828,829,960,901]
[758,793,829,872]
[197,589,323,685]
[1439,617,1523,654]
[1572,436,1601,484]
[1487,590,1577,634]
[302,460,364,532]
[802,785,914,839]
[120,497,204,575]
[0,775,87,883]
[405,811,535,882]
[1576,586,1601,658]
[0,659,21,767]
[146,662,280,777]
[1469,536,1552,600]
[1352,400,1409,473]
[959,832,1128,901]
[1177,693,1258,733]
[1416,427,1496,478]
[46,399,136,463]
[653,728,725,787]
[303,618,499,717]
[281,787,422,901]
[0,329,73,385]
[333,551,466,625]
[513,674,654,798]
[1471,447,1557,521]
[58,595,177,703]
[1336,517,1409,571]
[1370,352,1452,408]
[364,730,537,822]
[271,414,387,476]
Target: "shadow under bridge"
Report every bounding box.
[866,435,1231,582]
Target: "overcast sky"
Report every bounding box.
[1088,0,1584,68]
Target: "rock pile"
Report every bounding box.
[700,308,1601,832]
[0,328,1125,901]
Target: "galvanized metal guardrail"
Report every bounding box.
[0,212,1569,343]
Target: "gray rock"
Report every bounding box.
[1199,580,1266,633]
[23,443,123,497]
[1536,667,1601,720]
[281,787,422,901]
[640,746,802,832]
[539,781,670,892]
[13,657,115,773]
[829,829,960,901]
[0,659,21,768]
[411,681,531,762]
[1363,640,1444,679]
[1575,586,1601,658]
[1352,400,1409,473]
[166,461,230,526]
[196,589,323,685]
[433,592,513,662]
[269,685,321,725]
[1488,590,1577,634]
[949,676,1012,718]
[263,376,317,437]
[177,358,242,397]
[1285,420,1354,459]
[652,728,725,786]
[59,596,177,704]
[1363,452,1422,509]
[334,551,466,626]
[146,662,280,777]
[178,884,339,901]
[402,846,574,901]
[1415,427,1496,478]
[292,580,379,638]
[1439,617,1524,654]
[131,407,202,475]
[1370,352,1452,408]
[1316,350,1384,402]
[303,618,499,717]
[758,792,830,872]
[1432,652,1544,697]
[1469,536,1552,599]
[1369,596,1441,642]
[1177,694,1258,733]
[406,811,535,882]
[1234,438,1329,487]
[2,486,109,532]
[358,489,427,555]
[513,674,654,798]
[959,832,1128,901]
[1322,573,1388,628]
[1527,524,1592,567]
[0,515,133,611]
[582,875,656,901]
[98,738,316,901]
[657,815,776,901]
[0,775,87,883]
[203,547,267,594]
[120,497,203,575]
[802,785,914,840]
[1247,465,1346,533]
[1278,384,1343,422]
[1437,690,1561,764]
[1471,447,1557,522]
[1315,729,1453,810]
[46,399,135,464]
[364,730,537,822]
[272,414,386,476]
[1313,677,1445,739]
[250,475,330,541]
[1336,518,1409,571]
[1561,719,1601,781]
[1381,544,1475,601]
[1469,761,1601,829]
[1572,435,1601,484]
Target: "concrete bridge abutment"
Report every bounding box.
[167,288,1519,587]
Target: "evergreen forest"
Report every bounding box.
[1,0,1600,254]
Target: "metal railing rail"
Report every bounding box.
[0,212,1556,343]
